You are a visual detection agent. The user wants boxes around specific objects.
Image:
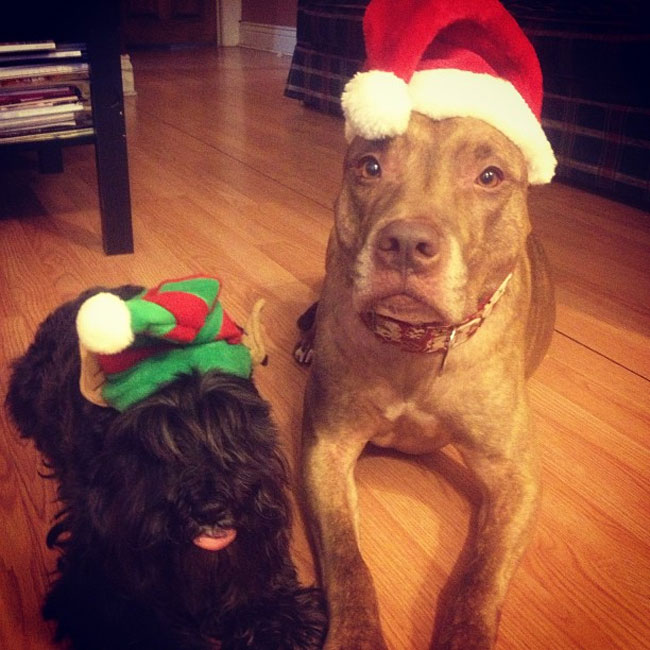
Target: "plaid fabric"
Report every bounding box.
[284,0,650,208]
[284,2,365,115]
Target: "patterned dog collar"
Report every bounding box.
[360,273,513,366]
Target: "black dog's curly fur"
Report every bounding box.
[6,286,326,650]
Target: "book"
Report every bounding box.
[0,48,83,64]
[0,126,93,144]
[0,77,91,103]
[0,62,89,81]
[0,86,79,106]
[0,114,79,132]
[0,41,56,54]
[0,95,79,111]
[0,101,83,121]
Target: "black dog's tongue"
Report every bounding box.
[193,528,237,552]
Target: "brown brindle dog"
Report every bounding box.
[297,113,555,649]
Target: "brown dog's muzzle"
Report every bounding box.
[374,219,441,274]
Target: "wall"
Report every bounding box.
[239,0,297,54]
[241,0,297,27]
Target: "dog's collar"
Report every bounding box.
[360,273,513,364]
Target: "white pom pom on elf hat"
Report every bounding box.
[76,292,134,354]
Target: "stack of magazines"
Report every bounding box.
[0,40,92,143]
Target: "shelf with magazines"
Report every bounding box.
[0,40,94,144]
[1,1,133,255]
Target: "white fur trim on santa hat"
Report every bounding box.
[343,68,557,184]
[408,69,556,184]
[342,70,412,141]
[76,292,134,354]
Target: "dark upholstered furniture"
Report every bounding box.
[285,0,650,209]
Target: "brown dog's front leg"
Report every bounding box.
[301,412,388,650]
[434,437,540,650]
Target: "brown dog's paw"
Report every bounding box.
[294,302,318,366]
[435,621,496,650]
[294,339,314,366]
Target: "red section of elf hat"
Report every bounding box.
[143,290,211,344]
[219,311,244,345]
[97,344,172,375]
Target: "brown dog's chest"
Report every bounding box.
[371,399,451,453]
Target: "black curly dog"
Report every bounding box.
[6,286,326,650]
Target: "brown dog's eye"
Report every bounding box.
[476,166,503,188]
[357,155,382,180]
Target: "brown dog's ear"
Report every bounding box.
[79,341,109,407]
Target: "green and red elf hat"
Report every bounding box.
[76,276,253,411]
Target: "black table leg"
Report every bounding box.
[87,2,134,255]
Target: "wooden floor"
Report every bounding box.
[1,47,649,650]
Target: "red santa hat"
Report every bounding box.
[341,0,556,184]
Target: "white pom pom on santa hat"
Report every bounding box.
[342,70,412,141]
[76,292,134,354]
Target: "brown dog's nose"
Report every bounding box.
[374,220,440,272]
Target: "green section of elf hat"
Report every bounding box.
[101,339,251,411]
[127,298,177,340]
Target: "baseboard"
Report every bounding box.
[239,22,296,56]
